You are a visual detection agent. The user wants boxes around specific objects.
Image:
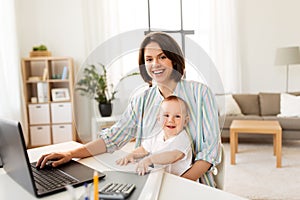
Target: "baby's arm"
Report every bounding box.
[136,150,184,175]
[116,146,149,166]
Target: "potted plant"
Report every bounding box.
[76,63,117,117]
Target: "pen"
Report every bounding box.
[84,182,89,200]
[93,171,99,200]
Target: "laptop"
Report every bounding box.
[0,118,105,197]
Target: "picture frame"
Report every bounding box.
[51,88,70,101]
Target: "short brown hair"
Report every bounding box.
[138,32,185,85]
[161,95,189,116]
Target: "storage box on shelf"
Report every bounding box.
[21,56,76,147]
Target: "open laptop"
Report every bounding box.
[0,118,105,197]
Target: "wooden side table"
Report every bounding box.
[230,120,282,168]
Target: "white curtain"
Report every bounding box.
[81,0,121,55]
[78,0,124,141]
[0,0,23,122]
[210,0,241,93]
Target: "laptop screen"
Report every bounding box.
[0,155,3,167]
[0,119,37,196]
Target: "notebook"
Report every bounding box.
[0,118,105,197]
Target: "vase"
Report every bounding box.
[98,103,112,117]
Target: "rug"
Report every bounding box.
[222,141,300,200]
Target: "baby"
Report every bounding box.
[116,95,192,176]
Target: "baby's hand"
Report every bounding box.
[116,154,135,166]
[136,157,152,176]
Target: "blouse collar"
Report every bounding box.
[154,80,183,99]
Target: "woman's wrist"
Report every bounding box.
[69,146,89,159]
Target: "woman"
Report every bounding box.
[37,32,222,187]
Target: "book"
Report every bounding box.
[61,66,68,80]
[37,82,48,103]
[42,67,48,81]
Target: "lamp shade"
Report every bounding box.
[275,46,300,65]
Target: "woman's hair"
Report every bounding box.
[138,32,185,85]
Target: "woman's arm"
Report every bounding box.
[181,160,211,181]
[182,84,221,184]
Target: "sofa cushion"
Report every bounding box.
[278,93,300,117]
[259,93,280,116]
[232,94,260,115]
[263,116,300,130]
[215,94,242,116]
[289,92,300,96]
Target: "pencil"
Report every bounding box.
[93,171,99,200]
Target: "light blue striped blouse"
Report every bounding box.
[99,79,222,187]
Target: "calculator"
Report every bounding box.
[99,182,136,199]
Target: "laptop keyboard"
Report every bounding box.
[31,163,79,191]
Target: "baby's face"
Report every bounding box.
[159,100,188,139]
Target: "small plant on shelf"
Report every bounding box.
[32,44,48,51]
[30,44,51,57]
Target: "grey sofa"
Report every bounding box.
[219,92,300,141]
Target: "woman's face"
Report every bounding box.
[144,42,173,85]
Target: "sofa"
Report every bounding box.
[217,92,300,141]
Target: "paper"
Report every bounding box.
[93,150,165,173]
[94,150,137,173]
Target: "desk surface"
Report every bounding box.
[0,141,247,200]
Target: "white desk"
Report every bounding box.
[0,141,247,200]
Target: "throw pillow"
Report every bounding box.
[259,93,280,116]
[232,94,260,115]
[277,93,300,117]
[215,94,242,116]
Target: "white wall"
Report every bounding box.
[15,0,92,141]
[16,0,86,67]
[237,0,300,93]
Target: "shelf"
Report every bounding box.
[21,56,76,148]
[22,56,72,61]
[48,79,69,83]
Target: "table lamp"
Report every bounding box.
[275,46,300,92]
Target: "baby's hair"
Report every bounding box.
[162,95,189,116]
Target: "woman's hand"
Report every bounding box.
[136,157,152,176]
[36,152,72,169]
[116,154,135,166]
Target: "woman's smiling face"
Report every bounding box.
[144,42,174,85]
